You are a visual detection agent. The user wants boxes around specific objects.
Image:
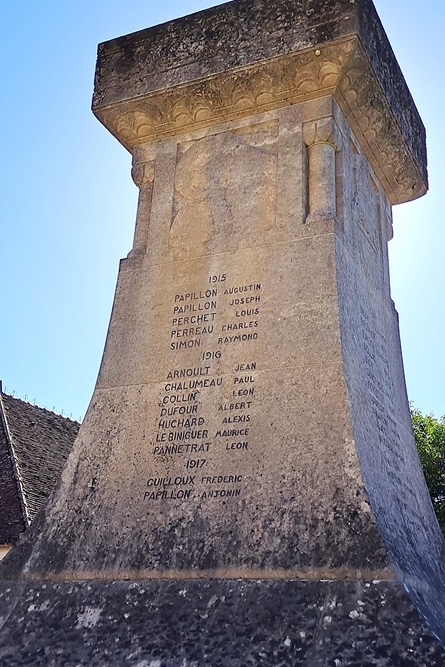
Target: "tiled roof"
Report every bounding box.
[0,390,79,543]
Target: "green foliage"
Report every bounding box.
[411,406,445,533]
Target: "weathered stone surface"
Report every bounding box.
[1,0,444,663]
[2,100,403,582]
[93,0,427,205]
[1,579,445,666]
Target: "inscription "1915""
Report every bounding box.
[208,274,226,284]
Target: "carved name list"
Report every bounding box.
[145,274,262,503]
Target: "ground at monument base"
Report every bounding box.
[0,578,443,666]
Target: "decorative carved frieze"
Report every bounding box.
[334,44,425,205]
[98,40,352,149]
[95,37,425,205]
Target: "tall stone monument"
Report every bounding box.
[1,0,445,664]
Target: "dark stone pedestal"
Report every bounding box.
[1,579,444,666]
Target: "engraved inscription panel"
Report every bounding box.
[145,275,262,504]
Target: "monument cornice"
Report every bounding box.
[94,37,425,205]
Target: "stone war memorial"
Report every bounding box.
[2,0,445,664]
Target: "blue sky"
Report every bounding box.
[0,1,443,421]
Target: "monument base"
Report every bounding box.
[1,578,444,665]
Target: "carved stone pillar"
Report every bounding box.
[129,159,154,256]
[303,117,340,224]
